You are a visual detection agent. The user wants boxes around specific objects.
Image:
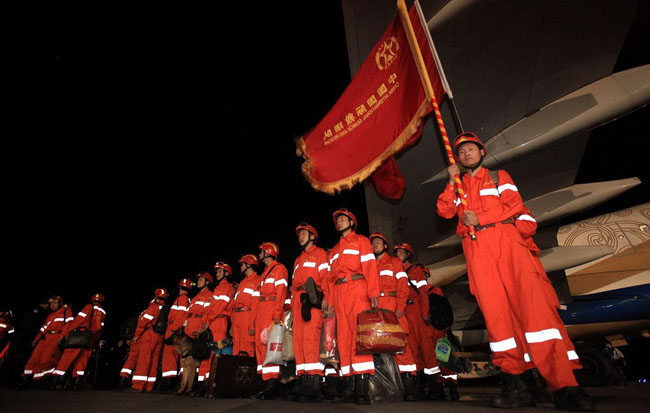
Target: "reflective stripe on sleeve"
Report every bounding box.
[78,312,88,317]
[568,350,579,360]
[329,253,340,264]
[302,262,316,268]
[517,214,536,222]
[275,279,288,287]
[143,314,154,321]
[395,271,407,279]
[318,262,330,272]
[213,295,231,303]
[360,253,375,262]
[379,270,394,277]
[498,183,518,193]
[343,249,359,255]
[93,306,106,315]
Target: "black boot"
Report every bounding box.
[285,375,303,401]
[489,372,536,408]
[401,373,417,401]
[297,374,322,403]
[426,374,444,400]
[157,377,171,394]
[191,380,208,397]
[17,375,32,390]
[254,378,279,400]
[522,368,552,403]
[71,376,83,391]
[332,376,355,403]
[355,374,371,405]
[448,381,460,401]
[553,386,597,412]
[118,376,131,390]
[322,376,339,401]
[416,371,426,398]
[50,376,64,391]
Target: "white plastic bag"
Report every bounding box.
[263,323,286,365]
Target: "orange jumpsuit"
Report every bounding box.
[0,315,14,360]
[404,263,440,376]
[231,272,261,357]
[128,301,163,391]
[328,231,379,376]
[437,167,578,391]
[515,208,582,370]
[291,244,330,376]
[376,253,417,374]
[53,303,106,378]
[161,293,190,378]
[24,306,73,379]
[251,260,288,380]
[198,279,234,382]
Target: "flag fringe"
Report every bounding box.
[298,99,431,195]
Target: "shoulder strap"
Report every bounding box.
[404,266,419,295]
[489,170,499,189]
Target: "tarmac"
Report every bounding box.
[1,384,649,413]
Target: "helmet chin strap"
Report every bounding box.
[465,156,484,172]
[337,224,352,235]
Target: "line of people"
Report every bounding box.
[115,208,457,404]
[14,293,107,390]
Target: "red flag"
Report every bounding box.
[296,3,445,198]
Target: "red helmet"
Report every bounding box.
[453,132,486,157]
[393,242,415,256]
[154,288,169,300]
[238,254,259,267]
[295,222,318,239]
[197,271,214,284]
[214,261,233,277]
[369,232,389,246]
[91,293,105,303]
[258,242,279,258]
[178,278,194,288]
[332,208,357,229]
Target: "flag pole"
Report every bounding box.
[396,0,476,240]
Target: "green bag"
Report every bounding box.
[435,337,452,362]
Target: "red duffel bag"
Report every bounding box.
[356,309,407,354]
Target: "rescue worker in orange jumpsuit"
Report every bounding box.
[369,232,418,401]
[437,132,593,411]
[0,310,14,362]
[197,261,235,386]
[180,271,214,394]
[231,254,261,357]
[422,266,460,401]
[159,278,193,393]
[291,222,330,402]
[121,288,168,392]
[394,242,443,400]
[52,293,107,390]
[23,296,72,385]
[329,208,379,405]
[251,241,288,400]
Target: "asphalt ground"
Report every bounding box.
[1,384,648,413]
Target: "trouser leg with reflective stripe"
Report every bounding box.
[131,332,157,391]
[535,259,582,370]
[232,310,255,357]
[144,336,163,391]
[404,304,424,371]
[420,325,440,375]
[120,342,140,377]
[333,280,374,376]
[54,347,81,376]
[32,334,63,379]
[71,348,92,378]
[293,292,324,376]
[255,301,281,380]
[198,354,213,382]
[161,344,180,377]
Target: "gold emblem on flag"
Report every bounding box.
[375,36,399,70]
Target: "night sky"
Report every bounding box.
[4,2,650,342]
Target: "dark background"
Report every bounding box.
[4,0,650,352]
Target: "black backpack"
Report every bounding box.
[119,315,138,339]
[153,304,171,335]
[428,293,454,330]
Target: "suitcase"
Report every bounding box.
[206,353,263,398]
